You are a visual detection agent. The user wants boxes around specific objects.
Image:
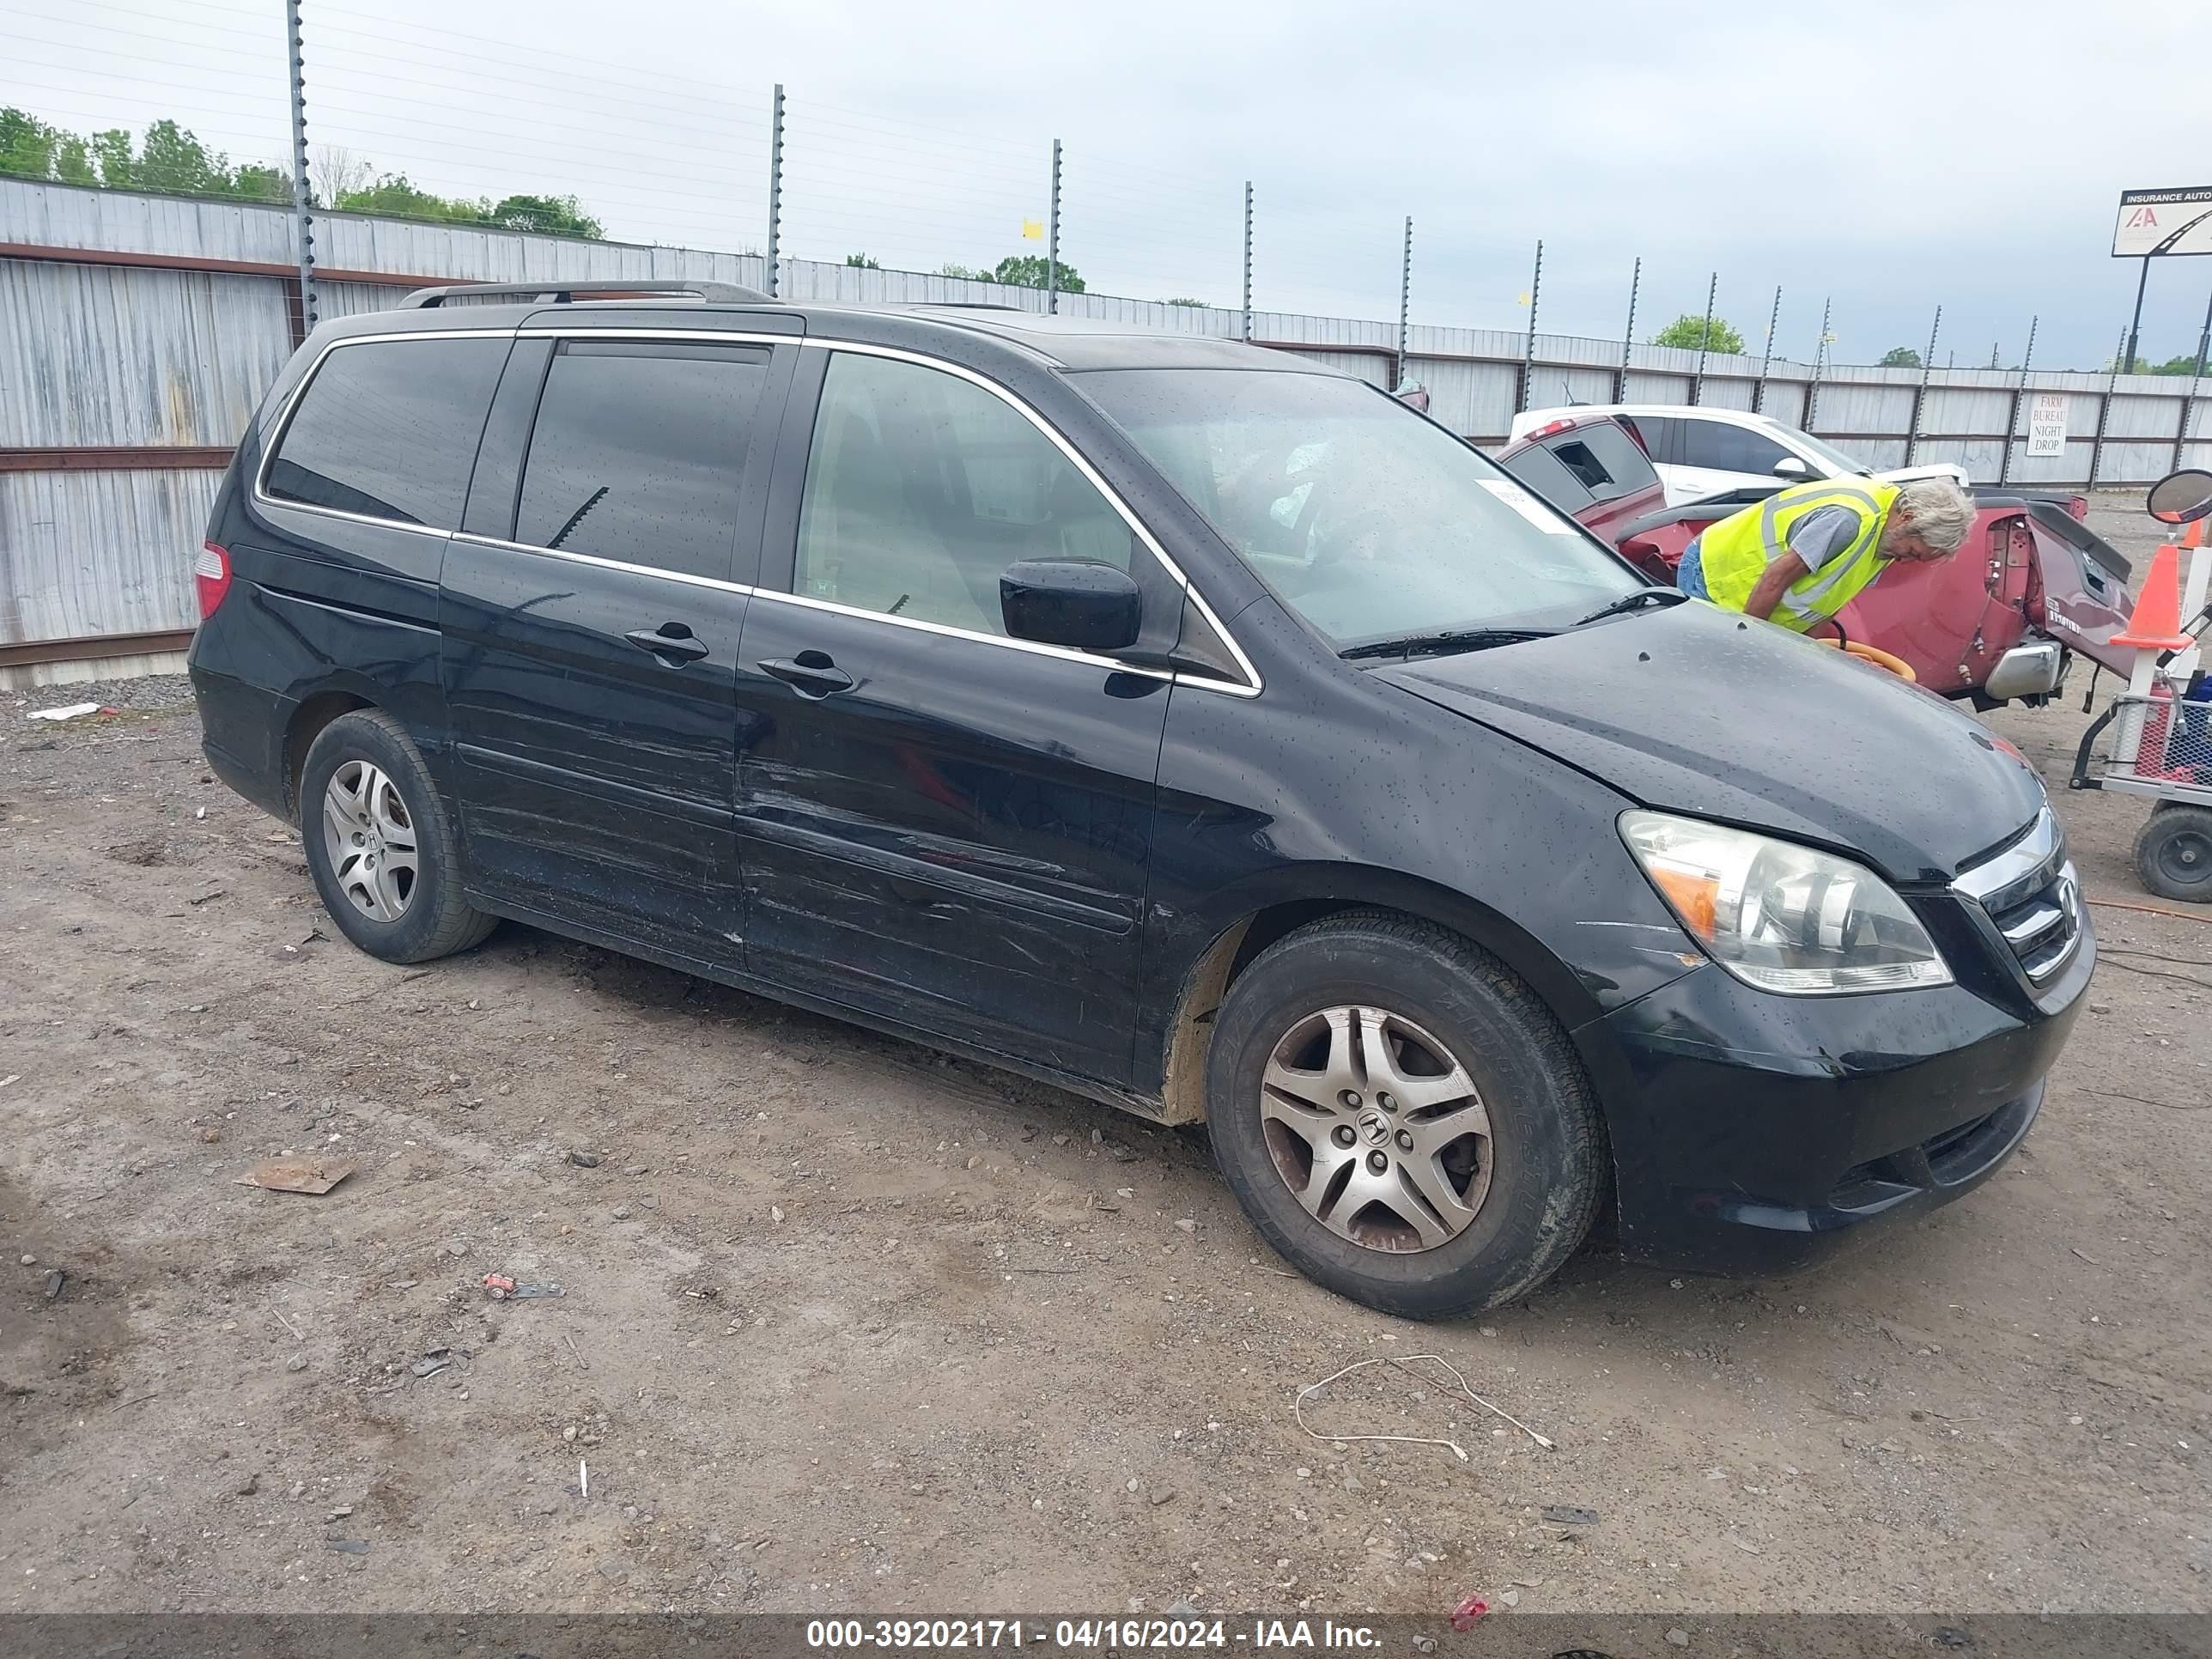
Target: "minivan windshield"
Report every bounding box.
[1077,368,1642,653]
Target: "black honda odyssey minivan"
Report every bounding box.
[189,281,2092,1316]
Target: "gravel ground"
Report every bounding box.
[0,500,2203,1619]
[9,673,198,717]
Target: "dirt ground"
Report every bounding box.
[1,501,2204,1619]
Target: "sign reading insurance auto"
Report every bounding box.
[2113,187,2212,258]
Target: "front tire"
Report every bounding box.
[1206,913,1607,1319]
[299,710,495,963]
[2135,803,2212,903]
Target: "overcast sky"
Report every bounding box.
[12,0,2210,368]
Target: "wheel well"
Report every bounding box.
[1156,898,1395,1125]
[283,691,372,816]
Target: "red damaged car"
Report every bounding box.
[1494,415,2140,707]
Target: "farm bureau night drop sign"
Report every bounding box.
[2027,393,2069,459]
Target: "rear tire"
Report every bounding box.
[2134,804,2212,903]
[1205,912,1607,1319]
[300,710,495,963]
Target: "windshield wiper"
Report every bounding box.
[1340,627,1557,662]
[1572,587,1689,628]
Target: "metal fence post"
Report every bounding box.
[283,0,316,341]
[1804,296,1832,434]
[764,84,785,299]
[1691,271,1717,404]
[1753,285,1781,414]
[2124,253,2152,374]
[2175,280,2212,471]
[1614,257,1640,404]
[1241,181,1254,343]
[1517,240,1542,414]
[1046,138,1062,315]
[1396,216,1413,389]
[1905,304,1941,465]
[2090,326,2125,489]
[1998,314,2036,487]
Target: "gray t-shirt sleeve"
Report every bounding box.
[1785,505,1863,573]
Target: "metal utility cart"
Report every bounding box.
[2070,467,2212,900]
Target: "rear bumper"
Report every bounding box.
[189,659,295,823]
[1596,916,2090,1276]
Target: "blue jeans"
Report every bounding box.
[1676,536,1710,599]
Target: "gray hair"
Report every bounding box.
[1893,477,1975,553]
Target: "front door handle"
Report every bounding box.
[758,652,854,698]
[624,623,709,663]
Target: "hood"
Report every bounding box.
[1876,461,1971,488]
[1376,601,2045,884]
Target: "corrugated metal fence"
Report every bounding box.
[3,176,2209,682]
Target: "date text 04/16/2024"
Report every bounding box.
[802,1620,1382,1650]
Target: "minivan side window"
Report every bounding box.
[264,337,508,527]
[794,352,1135,639]
[514,340,771,580]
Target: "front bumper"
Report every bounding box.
[1593,894,2092,1276]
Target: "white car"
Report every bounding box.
[1506,404,1971,507]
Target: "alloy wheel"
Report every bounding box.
[321,759,418,921]
[1258,1004,1493,1253]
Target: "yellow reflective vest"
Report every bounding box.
[1694,479,1901,632]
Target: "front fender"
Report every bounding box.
[1135,646,1703,1103]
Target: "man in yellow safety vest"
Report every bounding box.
[1675,476,1976,631]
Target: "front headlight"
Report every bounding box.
[1620,810,1953,995]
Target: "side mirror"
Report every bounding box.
[1000,559,1142,653]
[1771,455,1813,481]
[2148,468,2212,525]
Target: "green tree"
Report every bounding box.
[333,172,487,223]
[1650,313,1745,353]
[135,118,232,194]
[2145,352,2208,376]
[0,106,91,184]
[1161,296,1206,307]
[230,164,289,204]
[937,262,988,281]
[844,251,882,269]
[489,193,602,238]
[0,106,603,234]
[990,253,1085,293]
[1879,345,1923,368]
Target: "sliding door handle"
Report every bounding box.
[758,653,854,697]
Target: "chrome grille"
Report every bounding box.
[1952,808,2080,983]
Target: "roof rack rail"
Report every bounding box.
[398,279,774,309]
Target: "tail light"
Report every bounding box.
[194,541,232,617]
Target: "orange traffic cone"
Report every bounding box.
[2111,543,2197,652]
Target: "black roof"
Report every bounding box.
[320,290,1327,375]
[863,306,1322,372]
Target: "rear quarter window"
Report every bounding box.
[264,336,509,527]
